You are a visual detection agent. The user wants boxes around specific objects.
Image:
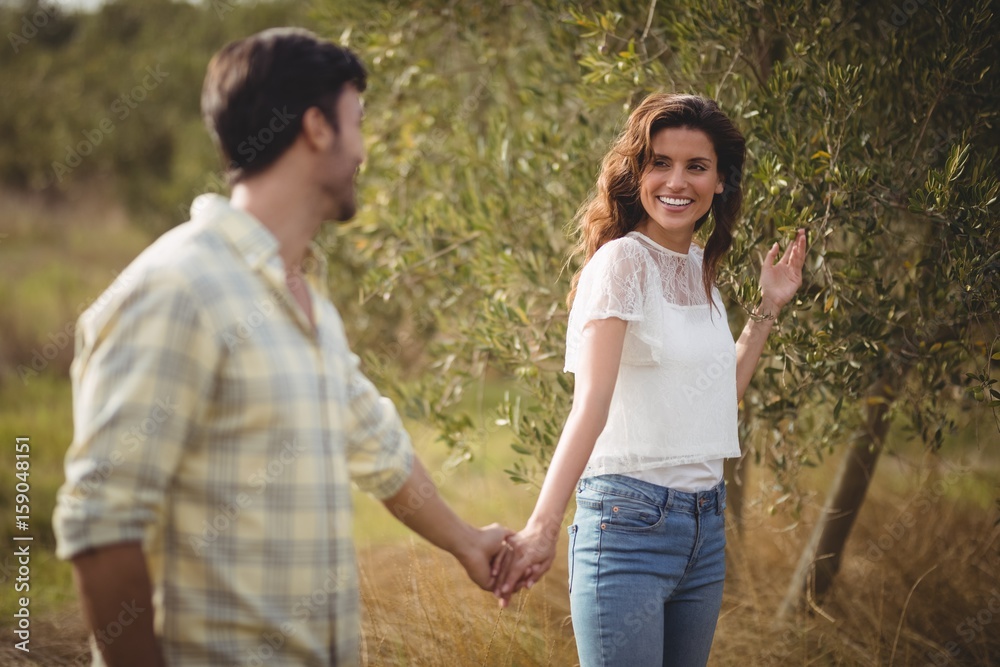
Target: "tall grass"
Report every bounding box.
[354,451,998,666]
[0,186,150,379]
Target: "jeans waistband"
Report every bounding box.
[579,474,726,515]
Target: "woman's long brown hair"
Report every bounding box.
[568,93,746,309]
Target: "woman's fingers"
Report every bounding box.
[491,540,515,594]
[500,553,527,595]
[795,229,807,266]
[767,241,780,265]
[491,540,509,578]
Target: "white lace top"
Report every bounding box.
[565,230,741,478]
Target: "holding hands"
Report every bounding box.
[455,523,517,591]
[489,517,561,608]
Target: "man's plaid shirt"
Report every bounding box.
[54,194,414,666]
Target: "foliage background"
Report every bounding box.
[0,0,998,665]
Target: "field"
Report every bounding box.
[1,192,998,666]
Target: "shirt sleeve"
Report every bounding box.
[565,238,662,373]
[343,352,415,500]
[53,270,220,561]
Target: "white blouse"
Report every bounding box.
[565,231,741,487]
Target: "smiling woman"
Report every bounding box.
[636,127,726,255]
[566,93,748,310]
[491,92,807,667]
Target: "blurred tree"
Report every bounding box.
[0,0,307,224]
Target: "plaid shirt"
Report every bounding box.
[53,194,414,666]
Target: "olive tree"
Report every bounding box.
[315,0,998,612]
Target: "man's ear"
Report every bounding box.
[300,107,336,151]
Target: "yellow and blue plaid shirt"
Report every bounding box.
[54,194,414,666]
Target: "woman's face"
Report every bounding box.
[636,126,724,253]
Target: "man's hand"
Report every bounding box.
[382,460,518,594]
[453,523,513,591]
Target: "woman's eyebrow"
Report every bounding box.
[652,153,714,163]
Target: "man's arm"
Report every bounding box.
[340,345,510,590]
[54,270,220,662]
[380,458,510,589]
[70,542,164,667]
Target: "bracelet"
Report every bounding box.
[747,308,778,323]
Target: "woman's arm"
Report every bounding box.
[491,317,628,606]
[735,229,807,402]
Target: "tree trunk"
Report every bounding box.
[776,370,905,621]
[726,399,756,532]
[723,456,746,530]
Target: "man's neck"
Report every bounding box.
[230,177,324,274]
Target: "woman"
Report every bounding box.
[490,93,807,666]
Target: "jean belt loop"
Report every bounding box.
[715,482,723,515]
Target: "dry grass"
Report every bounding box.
[715,477,999,667]
[357,540,574,666]
[2,442,996,667]
[352,447,999,666]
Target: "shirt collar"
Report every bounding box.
[190,194,280,271]
[190,193,330,300]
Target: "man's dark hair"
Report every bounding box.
[201,27,367,184]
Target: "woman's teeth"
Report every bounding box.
[657,196,693,206]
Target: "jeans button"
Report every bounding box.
[600,523,606,530]
[612,506,619,512]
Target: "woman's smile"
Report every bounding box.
[636,126,724,253]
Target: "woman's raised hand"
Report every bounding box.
[758,228,807,315]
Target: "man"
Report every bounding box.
[53,28,510,667]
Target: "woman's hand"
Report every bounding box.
[489,518,560,608]
[758,228,807,316]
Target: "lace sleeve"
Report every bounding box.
[564,237,662,373]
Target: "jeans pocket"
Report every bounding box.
[575,484,602,511]
[567,524,579,594]
[603,494,664,532]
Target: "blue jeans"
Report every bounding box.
[568,474,727,667]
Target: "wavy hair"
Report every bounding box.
[568,93,745,309]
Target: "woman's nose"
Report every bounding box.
[665,167,685,190]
